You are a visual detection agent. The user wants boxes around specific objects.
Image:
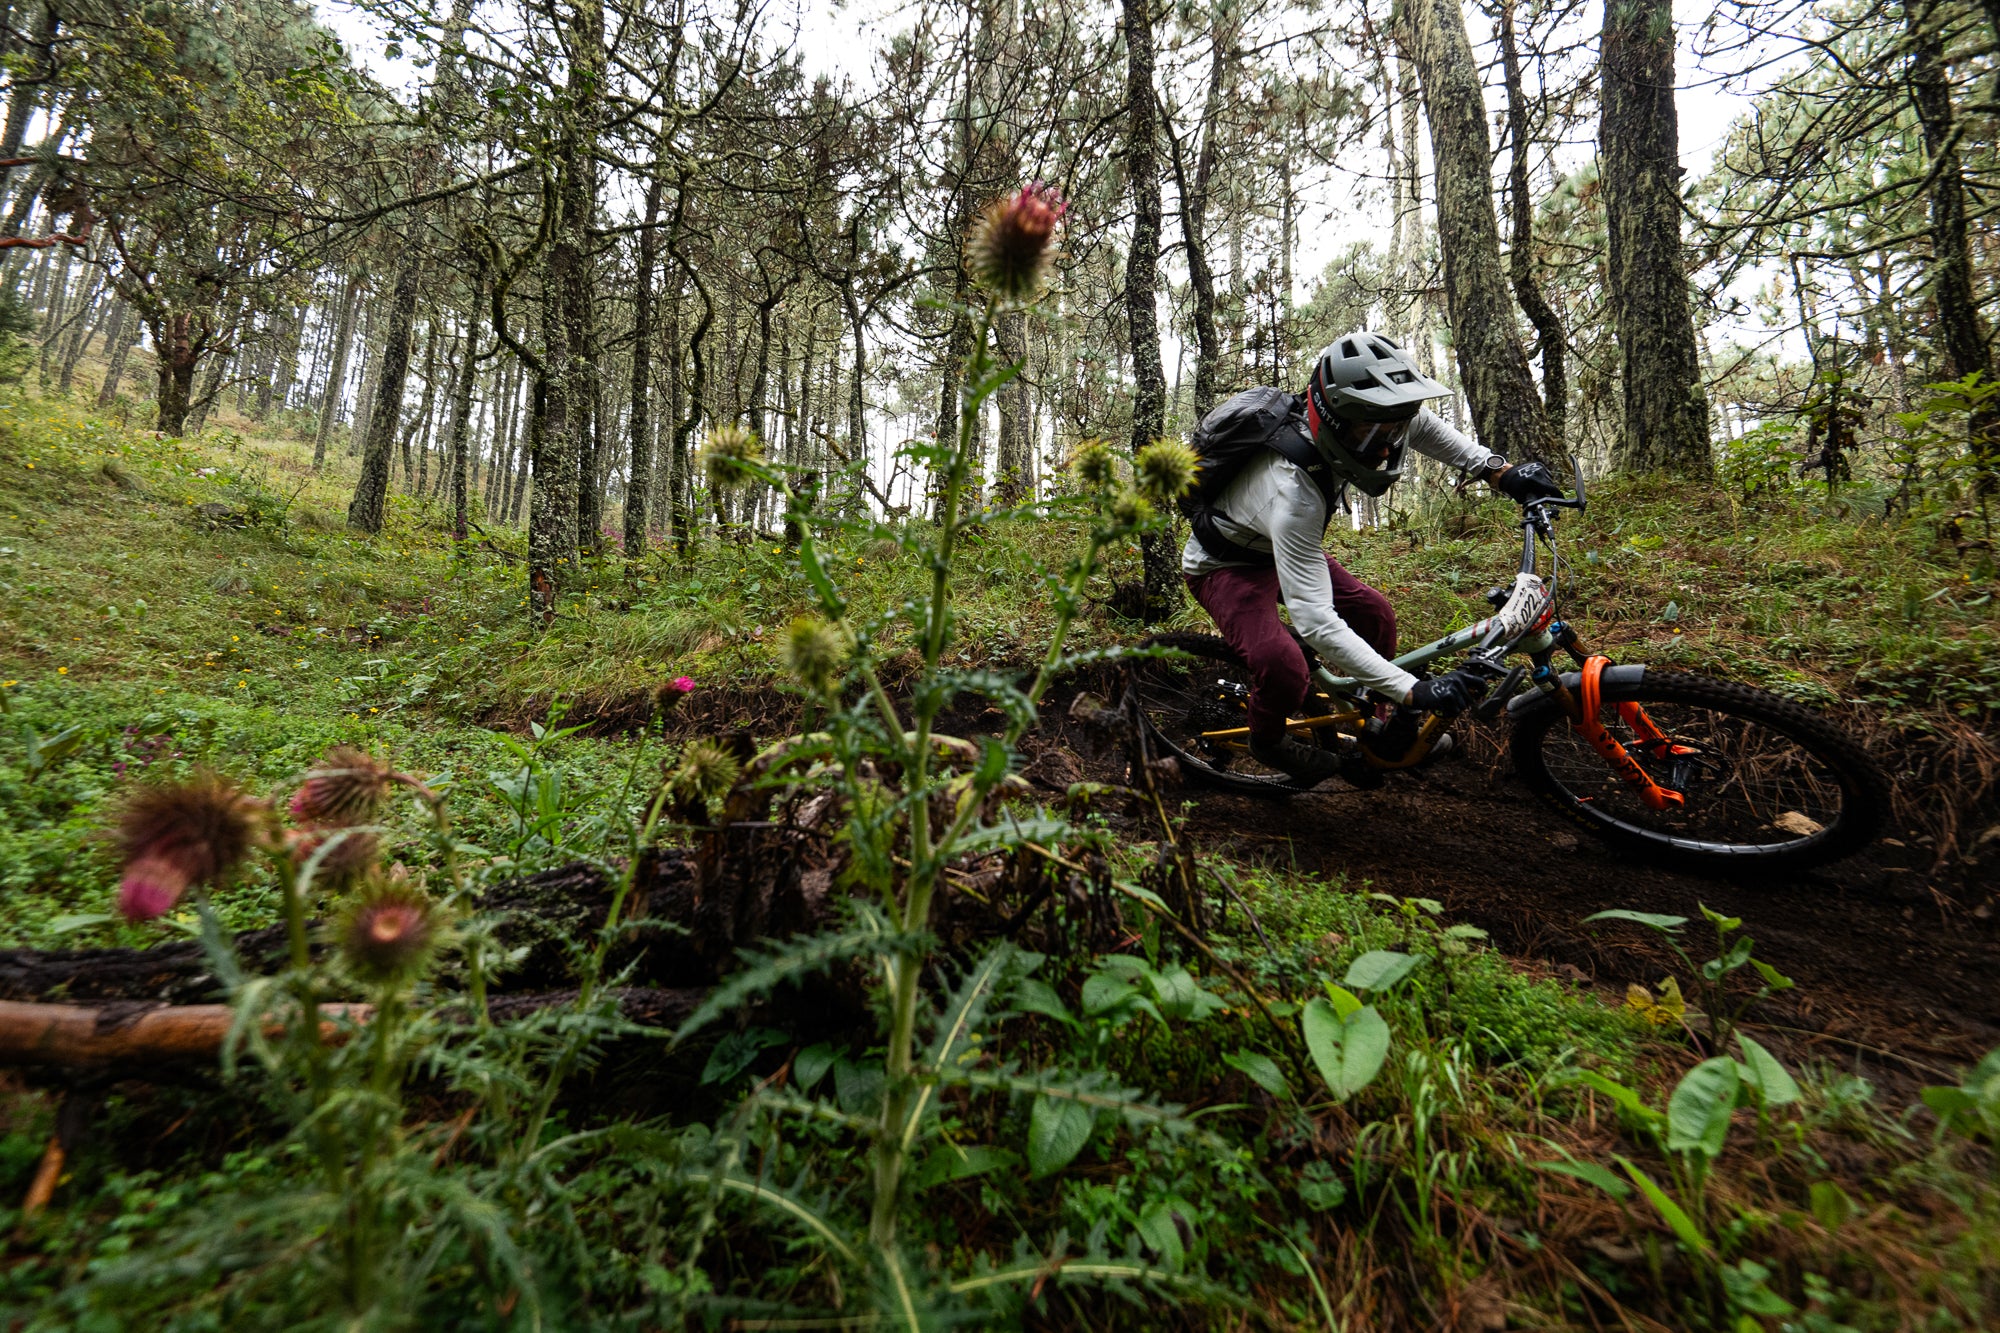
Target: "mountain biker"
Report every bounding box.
[1182,330,1564,786]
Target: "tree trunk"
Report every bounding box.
[1498,0,1568,452]
[153,314,200,437]
[1406,0,1555,465]
[408,315,439,494]
[313,274,363,469]
[347,255,422,534]
[625,168,662,557]
[1905,0,1997,484]
[447,294,482,543]
[994,310,1031,503]
[96,303,137,408]
[1122,0,1176,619]
[1170,21,1230,421]
[349,295,383,459]
[1601,0,1710,476]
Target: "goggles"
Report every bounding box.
[1339,417,1410,467]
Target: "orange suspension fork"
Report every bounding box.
[1574,656,1684,812]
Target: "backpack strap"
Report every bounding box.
[1188,406,1348,567]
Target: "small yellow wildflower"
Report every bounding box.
[57,666,68,675]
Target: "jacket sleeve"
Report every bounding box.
[1261,464,1418,700]
[1405,407,1493,472]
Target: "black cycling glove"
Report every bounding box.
[1409,668,1489,716]
[1493,460,1564,505]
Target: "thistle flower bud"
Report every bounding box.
[1134,440,1199,502]
[780,616,847,693]
[113,773,262,920]
[1071,439,1119,490]
[290,747,396,827]
[1109,487,1154,528]
[671,740,741,803]
[286,825,380,885]
[655,675,696,714]
[337,879,438,984]
[965,183,1067,304]
[701,425,765,491]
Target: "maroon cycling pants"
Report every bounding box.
[1187,555,1397,743]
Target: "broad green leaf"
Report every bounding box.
[1150,967,1199,1019]
[47,912,116,936]
[1222,1050,1290,1099]
[1667,1058,1741,1159]
[833,1058,885,1116]
[1080,971,1138,1016]
[1027,1094,1094,1177]
[1342,950,1423,992]
[1302,998,1391,1102]
[1734,1033,1801,1107]
[1614,1155,1711,1254]
[700,1028,786,1087]
[1442,923,1489,941]
[1721,1260,1794,1316]
[1531,1158,1632,1199]
[1583,909,1687,932]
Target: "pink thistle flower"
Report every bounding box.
[656,676,696,712]
[118,854,192,921]
[965,183,1067,303]
[113,773,264,920]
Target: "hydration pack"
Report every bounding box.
[1178,387,1346,566]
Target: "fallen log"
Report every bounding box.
[0,988,709,1069]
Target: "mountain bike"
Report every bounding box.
[1124,469,1891,871]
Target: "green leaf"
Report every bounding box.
[1583,909,1687,931]
[793,1042,838,1092]
[1565,1069,1656,1120]
[1699,902,1743,932]
[1734,1033,1801,1107]
[1301,998,1391,1102]
[1149,967,1199,1019]
[1749,958,1795,991]
[1222,1050,1290,1099]
[47,912,116,936]
[1342,950,1423,992]
[1667,1057,1740,1160]
[1027,1094,1095,1177]
[1614,1155,1711,1254]
[1808,1180,1855,1229]
[700,1028,786,1087]
[1011,977,1074,1026]
[1531,1158,1632,1199]
[1136,1197,1194,1271]
[911,1144,1019,1191]
[1321,982,1363,1019]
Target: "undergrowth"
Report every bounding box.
[0,370,1996,1327]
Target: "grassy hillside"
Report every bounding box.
[1,394,1996,1330]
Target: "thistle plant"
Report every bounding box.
[676,186,1205,1320]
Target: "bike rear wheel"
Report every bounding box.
[1127,633,1323,794]
[1511,671,1888,870]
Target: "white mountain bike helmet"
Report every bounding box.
[1304,331,1451,496]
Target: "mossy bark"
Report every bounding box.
[1600,0,1711,476]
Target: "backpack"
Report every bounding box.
[1178,387,1346,566]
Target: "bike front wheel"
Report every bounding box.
[1511,671,1889,870]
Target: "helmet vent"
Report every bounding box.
[1352,373,1382,390]
[1370,341,1394,358]
[1340,339,1358,359]
[1389,370,1416,384]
